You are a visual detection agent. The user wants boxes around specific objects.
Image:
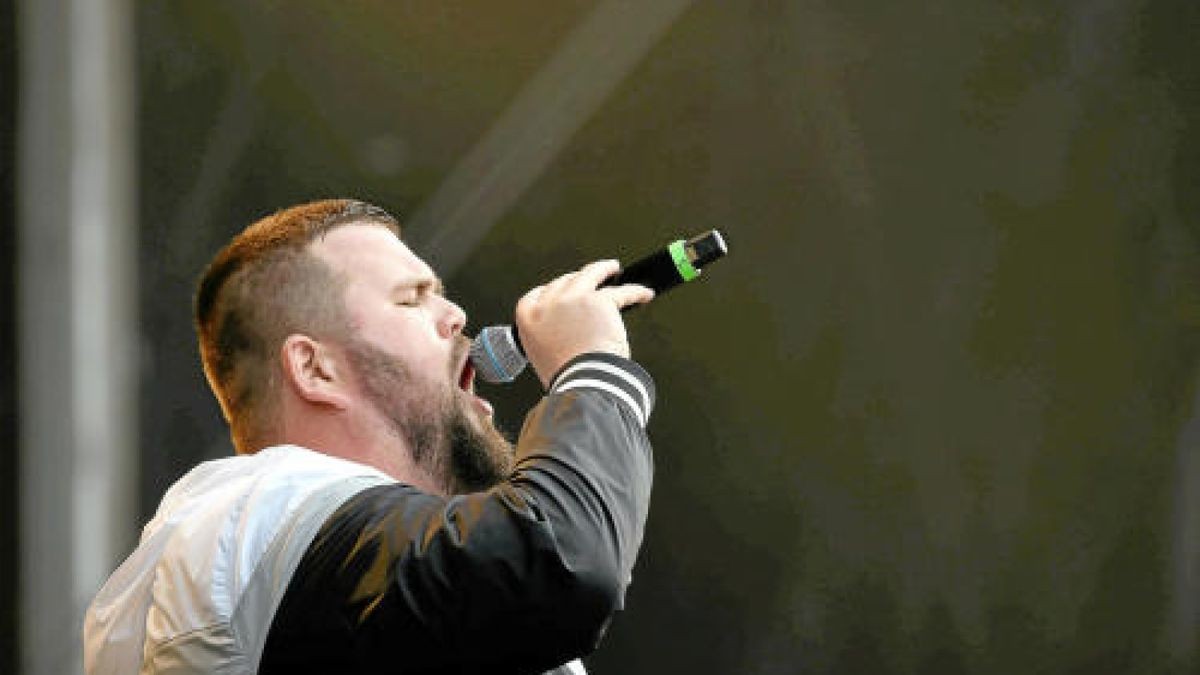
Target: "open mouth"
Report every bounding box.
[456,355,494,418]
[454,342,493,417]
[458,359,476,394]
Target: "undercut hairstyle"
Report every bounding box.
[195,199,401,453]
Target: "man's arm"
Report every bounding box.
[260,353,655,674]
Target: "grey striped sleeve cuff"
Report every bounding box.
[548,353,656,427]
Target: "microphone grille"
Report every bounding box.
[470,325,527,383]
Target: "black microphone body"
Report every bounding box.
[470,230,728,383]
[605,247,689,296]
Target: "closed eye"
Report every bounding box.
[392,277,445,307]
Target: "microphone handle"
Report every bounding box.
[512,229,727,348]
[470,230,728,383]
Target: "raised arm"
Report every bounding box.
[260,354,655,674]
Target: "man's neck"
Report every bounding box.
[274,405,440,493]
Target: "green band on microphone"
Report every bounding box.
[668,240,699,282]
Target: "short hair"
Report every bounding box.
[194,199,401,453]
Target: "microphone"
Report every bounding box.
[470,229,729,383]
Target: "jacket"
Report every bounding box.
[84,352,656,674]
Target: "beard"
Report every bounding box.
[344,335,514,494]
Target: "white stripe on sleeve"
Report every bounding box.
[551,359,651,414]
[556,378,647,427]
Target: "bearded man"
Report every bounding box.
[83,199,657,675]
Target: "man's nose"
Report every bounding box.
[437,296,467,338]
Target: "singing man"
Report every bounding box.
[83,199,657,674]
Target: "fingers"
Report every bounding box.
[530,259,619,302]
[600,283,655,310]
[567,259,621,292]
[530,259,651,311]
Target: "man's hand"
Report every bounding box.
[515,259,654,388]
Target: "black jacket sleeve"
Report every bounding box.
[259,353,655,675]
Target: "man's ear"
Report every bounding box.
[280,334,349,410]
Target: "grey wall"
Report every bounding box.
[132,2,1200,673]
[2,0,19,670]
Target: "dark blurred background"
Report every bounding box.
[6,1,1200,673]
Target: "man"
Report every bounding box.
[83,199,657,674]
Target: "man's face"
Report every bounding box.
[310,223,513,493]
